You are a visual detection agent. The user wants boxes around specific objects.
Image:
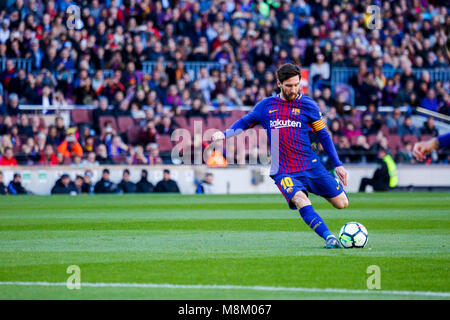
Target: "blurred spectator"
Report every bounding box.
[360,115,378,136]
[196,172,215,194]
[310,53,330,89]
[185,98,203,119]
[46,126,61,146]
[329,119,342,138]
[213,103,231,120]
[55,116,66,142]
[155,169,180,193]
[93,96,113,132]
[81,170,94,194]
[439,93,450,116]
[336,136,352,164]
[16,143,39,165]
[146,143,163,165]
[397,116,421,138]
[96,144,114,165]
[81,152,99,167]
[8,173,27,194]
[135,169,154,193]
[0,170,7,195]
[6,93,20,116]
[57,127,83,158]
[342,122,361,141]
[117,169,135,194]
[420,117,439,137]
[51,173,77,195]
[39,144,58,165]
[8,69,27,97]
[351,136,372,163]
[74,175,84,194]
[128,145,148,165]
[0,146,17,166]
[359,148,397,192]
[156,116,176,135]
[94,168,116,194]
[108,135,128,156]
[385,108,404,131]
[420,89,439,112]
[397,142,415,164]
[71,154,83,167]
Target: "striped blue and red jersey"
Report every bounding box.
[225,94,341,175]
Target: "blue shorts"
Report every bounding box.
[271,165,345,210]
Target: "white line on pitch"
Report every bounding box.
[0,281,449,298]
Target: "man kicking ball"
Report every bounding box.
[212,63,349,248]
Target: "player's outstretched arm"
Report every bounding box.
[413,133,450,162]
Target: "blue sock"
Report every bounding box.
[299,205,332,240]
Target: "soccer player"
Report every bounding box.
[412,132,450,161]
[212,63,348,248]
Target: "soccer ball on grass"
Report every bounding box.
[339,222,368,248]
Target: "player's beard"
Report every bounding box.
[281,88,299,101]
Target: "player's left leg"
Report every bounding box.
[290,190,340,248]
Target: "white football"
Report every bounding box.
[339,222,368,248]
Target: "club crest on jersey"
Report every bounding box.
[291,108,300,115]
[270,119,302,129]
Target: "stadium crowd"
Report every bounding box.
[0,0,449,168]
[0,167,182,195]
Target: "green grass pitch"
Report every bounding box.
[0,192,449,300]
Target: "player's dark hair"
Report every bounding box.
[276,63,302,83]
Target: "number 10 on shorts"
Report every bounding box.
[280,177,294,190]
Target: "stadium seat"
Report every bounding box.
[156,134,173,153]
[230,110,246,119]
[226,111,245,128]
[389,126,398,134]
[380,125,390,137]
[99,116,118,132]
[112,154,127,164]
[337,117,345,130]
[402,134,419,145]
[12,144,21,153]
[126,125,143,145]
[71,109,92,125]
[367,135,378,146]
[419,134,434,142]
[350,135,359,146]
[63,156,72,165]
[173,116,189,130]
[206,117,227,132]
[187,117,205,136]
[386,134,402,154]
[332,135,340,144]
[117,116,135,134]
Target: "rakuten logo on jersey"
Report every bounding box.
[270,119,302,129]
